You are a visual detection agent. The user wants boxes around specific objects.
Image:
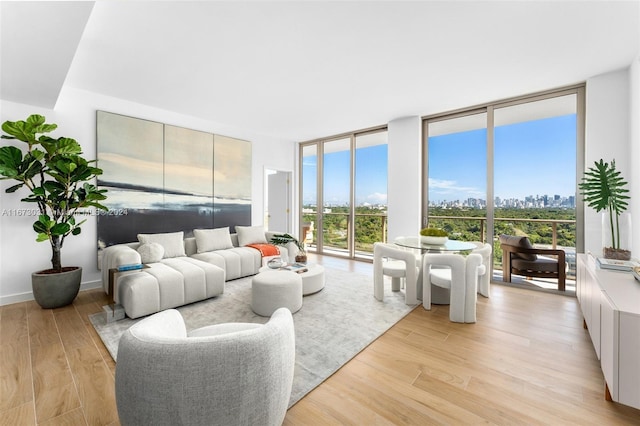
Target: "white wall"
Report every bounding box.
[584,68,632,256]
[387,116,422,240]
[0,88,294,305]
[630,56,640,257]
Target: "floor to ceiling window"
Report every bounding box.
[427,112,488,241]
[301,144,318,249]
[424,86,584,290]
[300,127,388,259]
[323,137,351,253]
[354,131,388,256]
[493,94,579,285]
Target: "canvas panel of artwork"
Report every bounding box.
[97,111,164,248]
[213,135,252,230]
[164,124,215,232]
[96,111,252,249]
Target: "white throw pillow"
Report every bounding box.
[236,225,267,246]
[193,227,234,253]
[137,231,186,258]
[137,242,165,264]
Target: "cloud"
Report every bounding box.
[366,192,387,203]
[429,178,484,197]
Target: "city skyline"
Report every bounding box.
[305,191,576,209]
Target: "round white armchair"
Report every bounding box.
[115,307,295,426]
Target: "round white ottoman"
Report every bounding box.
[258,264,325,296]
[300,265,325,295]
[251,271,303,316]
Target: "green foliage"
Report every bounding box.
[303,205,577,267]
[579,159,629,249]
[428,207,576,247]
[579,159,629,214]
[0,115,108,271]
[270,233,306,254]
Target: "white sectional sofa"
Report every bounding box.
[100,226,296,319]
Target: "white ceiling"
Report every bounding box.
[2,1,639,142]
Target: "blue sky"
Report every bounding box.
[303,114,577,206]
[303,144,388,206]
[429,114,577,203]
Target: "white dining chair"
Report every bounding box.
[422,246,489,323]
[373,242,419,305]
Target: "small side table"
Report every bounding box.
[105,265,149,322]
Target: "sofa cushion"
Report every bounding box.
[499,234,537,261]
[137,242,164,264]
[194,227,234,253]
[236,225,267,247]
[191,247,261,280]
[138,231,186,259]
[512,256,558,273]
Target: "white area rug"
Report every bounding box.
[89,267,416,407]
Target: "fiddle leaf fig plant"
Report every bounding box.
[0,114,108,272]
[579,159,630,250]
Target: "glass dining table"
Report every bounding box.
[394,236,477,253]
[394,236,478,304]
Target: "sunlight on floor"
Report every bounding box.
[491,270,576,295]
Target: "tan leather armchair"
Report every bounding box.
[499,234,566,291]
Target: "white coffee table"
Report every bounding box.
[258,264,325,295]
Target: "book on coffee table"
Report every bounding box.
[283,263,308,274]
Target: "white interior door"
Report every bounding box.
[267,170,290,232]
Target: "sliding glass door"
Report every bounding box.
[322,137,351,255]
[301,144,318,250]
[426,112,488,242]
[299,128,388,259]
[493,94,578,284]
[424,86,584,290]
[355,131,388,256]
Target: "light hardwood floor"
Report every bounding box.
[1,255,639,425]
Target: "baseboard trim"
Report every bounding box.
[0,279,102,307]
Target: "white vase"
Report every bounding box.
[601,212,632,259]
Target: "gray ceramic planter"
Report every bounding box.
[31,267,82,309]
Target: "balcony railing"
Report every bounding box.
[303,212,576,271]
[427,215,576,249]
[302,212,388,256]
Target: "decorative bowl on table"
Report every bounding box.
[421,236,448,245]
[267,257,285,269]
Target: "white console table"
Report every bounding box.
[576,253,640,409]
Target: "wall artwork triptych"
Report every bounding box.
[96,110,251,248]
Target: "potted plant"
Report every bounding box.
[579,158,631,260]
[0,114,108,308]
[270,233,307,264]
